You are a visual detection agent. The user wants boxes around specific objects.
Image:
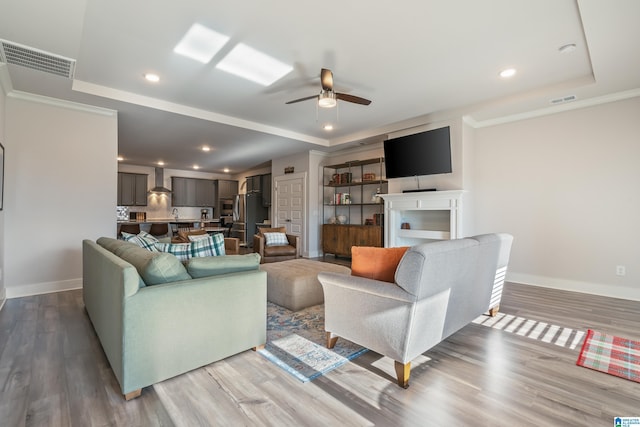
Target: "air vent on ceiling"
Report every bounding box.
[0,39,76,79]
[550,95,577,105]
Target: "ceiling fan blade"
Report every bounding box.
[336,93,372,105]
[320,68,334,91]
[285,94,319,104]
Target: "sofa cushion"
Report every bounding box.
[186,253,261,278]
[351,246,410,283]
[97,236,137,254]
[111,241,192,285]
[263,245,296,256]
[263,232,289,246]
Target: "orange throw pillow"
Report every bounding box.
[351,246,410,283]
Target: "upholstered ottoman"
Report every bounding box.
[260,259,350,311]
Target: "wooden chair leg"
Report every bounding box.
[124,389,142,400]
[489,305,500,317]
[326,332,338,349]
[394,361,411,389]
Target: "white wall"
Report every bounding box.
[4,93,117,298]
[473,97,640,301]
[0,70,6,305]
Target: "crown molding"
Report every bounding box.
[464,87,640,128]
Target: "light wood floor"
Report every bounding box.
[0,282,638,426]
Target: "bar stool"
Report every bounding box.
[149,223,169,237]
[119,223,140,238]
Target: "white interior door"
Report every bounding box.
[274,173,306,254]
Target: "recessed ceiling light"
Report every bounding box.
[144,73,160,83]
[559,43,577,54]
[193,165,200,170]
[323,124,334,131]
[202,146,211,152]
[117,156,124,161]
[223,168,230,173]
[157,161,165,166]
[499,68,517,78]
[216,43,293,86]
[174,23,230,64]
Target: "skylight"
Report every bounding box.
[216,43,293,86]
[174,24,229,64]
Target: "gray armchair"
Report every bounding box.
[318,233,513,388]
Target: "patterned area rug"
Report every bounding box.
[257,302,367,382]
[577,329,640,383]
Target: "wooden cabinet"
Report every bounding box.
[246,175,261,193]
[195,179,215,206]
[172,177,216,207]
[118,172,148,206]
[322,224,382,257]
[261,174,271,207]
[322,158,387,256]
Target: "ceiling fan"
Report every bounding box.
[285,68,372,108]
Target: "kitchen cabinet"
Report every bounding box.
[118,172,148,206]
[246,175,261,193]
[261,174,271,206]
[216,180,238,199]
[171,177,216,207]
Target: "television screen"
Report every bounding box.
[383,126,452,178]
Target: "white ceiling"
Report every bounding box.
[1,0,639,173]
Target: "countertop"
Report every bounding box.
[117,218,220,224]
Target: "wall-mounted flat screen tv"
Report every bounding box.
[384,126,452,178]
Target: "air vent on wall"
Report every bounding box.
[0,39,76,79]
[550,95,577,105]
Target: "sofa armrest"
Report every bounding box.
[286,234,299,247]
[253,234,264,255]
[318,272,414,303]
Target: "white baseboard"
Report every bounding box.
[508,272,640,302]
[6,278,82,299]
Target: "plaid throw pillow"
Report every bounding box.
[189,235,215,258]
[188,233,226,257]
[123,231,159,252]
[264,232,289,247]
[155,242,191,262]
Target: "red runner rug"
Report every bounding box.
[577,329,640,383]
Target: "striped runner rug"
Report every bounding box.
[576,329,640,383]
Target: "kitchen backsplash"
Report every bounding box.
[117,204,214,221]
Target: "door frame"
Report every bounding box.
[273,172,307,257]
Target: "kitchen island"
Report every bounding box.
[116,219,222,237]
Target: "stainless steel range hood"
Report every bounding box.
[149,167,172,193]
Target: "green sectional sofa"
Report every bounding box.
[82,237,267,400]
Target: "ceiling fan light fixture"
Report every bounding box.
[318,91,337,108]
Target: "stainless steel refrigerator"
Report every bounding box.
[232,193,268,247]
